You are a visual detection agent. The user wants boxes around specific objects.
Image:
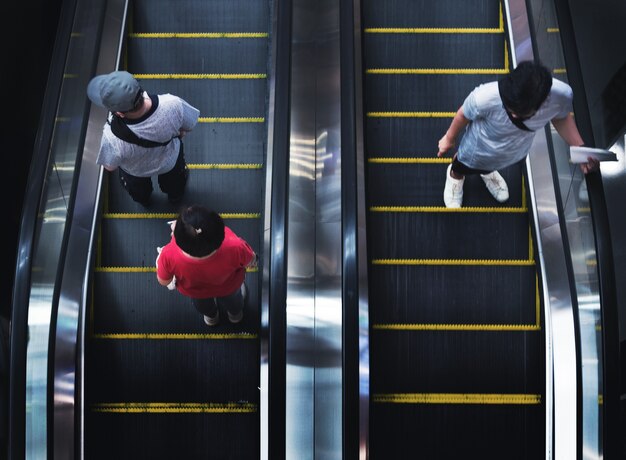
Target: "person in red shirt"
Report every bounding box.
[156,205,257,326]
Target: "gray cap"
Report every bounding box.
[87,71,140,112]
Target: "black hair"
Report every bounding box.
[499,61,553,116]
[173,205,225,257]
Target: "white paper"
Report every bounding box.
[569,146,617,163]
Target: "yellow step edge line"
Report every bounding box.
[132,73,266,79]
[129,32,269,38]
[199,117,264,123]
[367,112,456,118]
[365,2,503,34]
[92,402,258,413]
[369,206,527,213]
[91,332,257,340]
[364,27,502,34]
[366,44,510,76]
[553,68,566,74]
[372,393,541,404]
[366,68,509,75]
[102,212,260,219]
[369,157,450,164]
[547,28,559,33]
[95,266,258,273]
[373,323,540,331]
[371,259,535,266]
[187,163,263,169]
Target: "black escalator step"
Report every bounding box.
[370,402,544,460]
[366,161,525,208]
[91,272,259,334]
[127,38,268,75]
[98,217,260,267]
[370,330,543,393]
[85,339,259,401]
[131,0,269,33]
[132,79,267,118]
[368,265,537,324]
[106,168,264,214]
[363,0,501,29]
[364,74,497,113]
[365,117,453,154]
[185,123,267,163]
[363,34,506,70]
[86,411,259,460]
[367,211,531,260]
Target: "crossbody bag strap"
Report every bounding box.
[108,115,175,148]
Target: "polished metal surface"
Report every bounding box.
[504,1,578,459]
[286,0,342,457]
[53,1,128,459]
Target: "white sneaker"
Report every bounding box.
[204,310,220,326]
[443,164,464,208]
[480,170,509,203]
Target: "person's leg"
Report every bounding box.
[158,142,188,203]
[443,157,467,208]
[119,168,153,206]
[216,282,247,324]
[191,297,219,326]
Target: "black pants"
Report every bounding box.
[450,157,491,176]
[118,143,188,205]
[191,281,246,318]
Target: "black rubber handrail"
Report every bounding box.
[340,0,361,457]
[267,0,292,458]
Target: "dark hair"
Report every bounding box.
[173,205,225,257]
[499,61,552,116]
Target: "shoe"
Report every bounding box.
[137,197,152,207]
[203,310,219,326]
[227,310,243,324]
[168,194,183,204]
[480,170,509,203]
[443,164,464,208]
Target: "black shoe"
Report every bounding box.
[168,194,183,204]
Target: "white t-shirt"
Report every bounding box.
[458,79,573,171]
[96,93,200,177]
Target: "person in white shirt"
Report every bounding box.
[87,71,200,207]
[437,60,598,208]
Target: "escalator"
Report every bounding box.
[360,1,545,457]
[84,0,272,457]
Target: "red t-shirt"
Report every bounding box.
[157,226,255,298]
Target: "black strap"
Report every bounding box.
[109,115,175,148]
[498,80,533,132]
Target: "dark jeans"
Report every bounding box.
[118,143,188,205]
[191,282,246,319]
[451,157,491,176]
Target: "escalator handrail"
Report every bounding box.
[8,0,78,457]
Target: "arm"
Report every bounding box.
[157,274,174,286]
[155,246,175,287]
[437,107,470,157]
[551,114,599,174]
